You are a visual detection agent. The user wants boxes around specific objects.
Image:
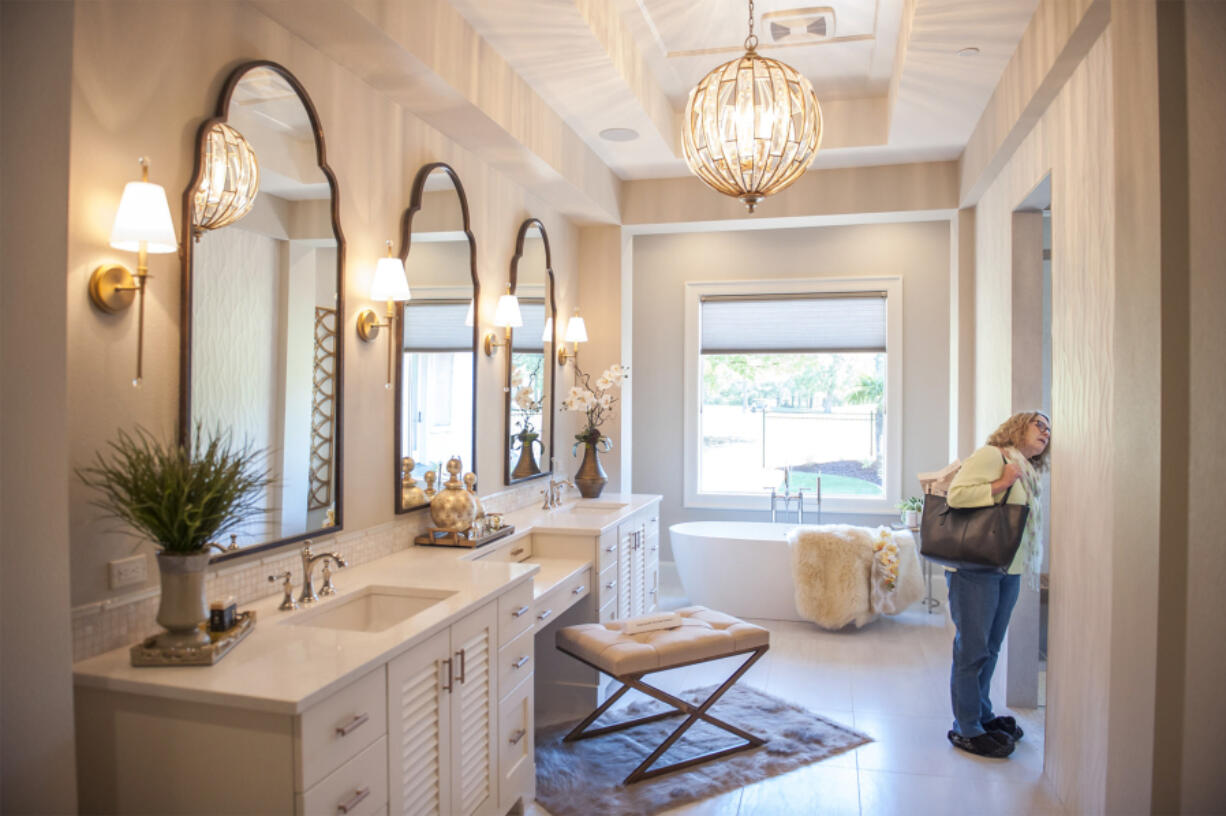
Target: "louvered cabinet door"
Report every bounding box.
[449,600,498,816]
[644,519,659,614]
[618,536,633,618]
[630,530,646,616]
[387,629,452,816]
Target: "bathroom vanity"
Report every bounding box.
[73,494,660,815]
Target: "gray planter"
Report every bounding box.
[155,551,212,649]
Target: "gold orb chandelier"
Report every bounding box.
[192,122,260,239]
[682,0,823,213]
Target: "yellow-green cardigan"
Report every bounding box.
[946,445,1031,575]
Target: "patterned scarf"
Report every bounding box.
[1004,446,1043,590]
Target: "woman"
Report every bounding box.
[944,410,1050,759]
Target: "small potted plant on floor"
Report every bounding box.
[78,426,272,649]
[898,496,924,528]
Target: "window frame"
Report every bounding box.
[682,277,904,515]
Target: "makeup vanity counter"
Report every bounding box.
[73,493,660,815]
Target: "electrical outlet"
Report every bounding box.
[108,555,147,589]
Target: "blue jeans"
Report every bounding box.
[945,569,1020,737]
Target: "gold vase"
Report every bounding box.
[511,430,543,479]
[429,456,476,532]
[574,439,609,499]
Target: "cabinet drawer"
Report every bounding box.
[598,561,618,608]
[498,675,534,814]
[498,627,535,702]
[532,567,591,630]
[298,734,387,816]
[472,535,533,563]
[599,595,617,623]
[298,668,386,790]
[597,530,618,572]
[498,579,535,647]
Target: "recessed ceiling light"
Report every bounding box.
[599,128,639,142]
[957,47,981,57]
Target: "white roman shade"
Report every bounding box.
[512,300,546,352]
[403,300,473,351]
[699,292,887,354]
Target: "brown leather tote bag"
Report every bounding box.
[919,462,1029,571]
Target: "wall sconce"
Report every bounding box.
[557,309,588,366]
[483,284,523,356]
[88,157,179,387]
[356,241,411,388]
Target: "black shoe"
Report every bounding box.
[948,729,1014,758]
[983,716,1024,741]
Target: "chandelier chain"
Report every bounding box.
[744,0,758,52]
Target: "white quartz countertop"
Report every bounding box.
[72,493,660,716]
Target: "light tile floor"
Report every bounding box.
[527,579,1063,816]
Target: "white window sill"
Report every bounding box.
[684,492,899,517]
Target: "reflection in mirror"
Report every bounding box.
[505,219,556,484]
[395,163,478,513]
[181,62,344,559]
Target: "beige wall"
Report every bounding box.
[1,3,79,811]
[973,29,1118,813]
[65,1,581,609]
[1174,2,1226,810]
[630,221,952,556]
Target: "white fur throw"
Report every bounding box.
[789,526,924,629]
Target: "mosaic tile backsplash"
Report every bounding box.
[71,478,548,662]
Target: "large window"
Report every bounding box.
[683,278,902,513]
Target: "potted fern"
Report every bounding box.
[78,426,272,649]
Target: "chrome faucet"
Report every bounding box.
[299,542,346,604]
[541,458,574,510]
[769,469,822,524]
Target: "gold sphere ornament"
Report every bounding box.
[429,456,476,533]
[681,0,822,212]
[401,456,427,508]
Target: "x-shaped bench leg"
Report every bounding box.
[561,645,769,784]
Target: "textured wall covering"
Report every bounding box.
[193,226,280,542]
[973,30,1115,814]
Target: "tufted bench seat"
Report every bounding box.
[556,605,770,784]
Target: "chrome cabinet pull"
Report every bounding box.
[604,581,616,590]
[510,547,525,557]
[537,608,553,622]
[455,648,466,684]
[508,729,526,745]
[441,657,453,692]
[512,655,530,669]
[512,605,530,618]
[335,712,369,737]
[604,544,616,553]
[337,786,370,814]
[572,584,586,595]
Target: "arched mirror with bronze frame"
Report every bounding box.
[393,162,480,514]
[179,60,345,562]
[504,219,557,485]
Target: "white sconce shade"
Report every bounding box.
[493,293,523,328]
[563,314,588,343]
[465,299,474,327]
[371,256,411,302]
[110,180,178,253]
[542,316,554,343]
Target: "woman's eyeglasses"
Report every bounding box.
[1032,418,1050,435]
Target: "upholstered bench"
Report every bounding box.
[555,606,770,784]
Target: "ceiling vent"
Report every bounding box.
[762,7,836,43]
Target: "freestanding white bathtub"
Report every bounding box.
[669,521,803,621]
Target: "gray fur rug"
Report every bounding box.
[534,684,870,816]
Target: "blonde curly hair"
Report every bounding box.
[985,410,1051,471]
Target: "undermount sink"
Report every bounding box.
[565,501,629,513]
[284,585,456,633]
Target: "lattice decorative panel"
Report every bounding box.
[309,307,337,511]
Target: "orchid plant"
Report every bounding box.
[562,363,629,449]
[510,362,544,434]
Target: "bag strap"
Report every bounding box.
[998,448,1016,504]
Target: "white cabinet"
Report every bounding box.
[387,601,498,816]
[615,506,660,619]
